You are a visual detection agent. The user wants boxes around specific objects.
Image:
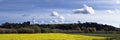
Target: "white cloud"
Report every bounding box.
[115,9,120,14]
[73,4,95,14]
[105,9,120,14]
[106,10,114,13]
[116,0,120,4]
[52,19,58,23]
[49,20,53,23]
[51,11,59,16]
[34,21,39,24]
[58,16,65,22]
[84,4,95,14]
[40,21,45,24]
[58,16,65,20]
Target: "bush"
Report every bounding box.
[5,29,17,33]
[41,28,51,33]
[51,29,63,33]
[0,28,7,33]
[0,28,17,33]
[32,25,41,33]
[17,28,35,33]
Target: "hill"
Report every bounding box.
[0,21,119,33]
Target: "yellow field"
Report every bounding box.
[0,33,107,40]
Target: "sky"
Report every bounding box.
[0,0,120,27]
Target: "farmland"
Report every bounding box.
[0,33,108,40]
[0,22,119,40]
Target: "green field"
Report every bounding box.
[0,33,117,40]
[79,33,120,40]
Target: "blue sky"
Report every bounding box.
[0,0,120,27]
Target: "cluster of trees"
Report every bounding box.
[0,21,119,33]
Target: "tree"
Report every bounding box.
[22,21,30,27]
[2,22,11,28]
[17,27,35,33]
[32,24,41,33]
[41,28,51,33]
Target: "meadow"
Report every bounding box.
[0,33,110,40]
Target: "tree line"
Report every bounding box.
[0,21,119,33]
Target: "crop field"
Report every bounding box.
[0,33,108,40]
[79,33,120,40]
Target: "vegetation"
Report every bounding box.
[0,21,120,40]
[0,33,107,40]
[77,33,120,40]
[0,21,119,33]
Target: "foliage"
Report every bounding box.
[0,21,118,33]
[17,28,35,33]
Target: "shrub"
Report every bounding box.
[32,25,41,33]
[51,29,62,33]
[41,28,51,33]
[17,28,35,33]
[0,28,17,33]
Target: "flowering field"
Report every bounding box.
[0,33,107,40]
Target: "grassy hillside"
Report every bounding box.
[0,33,107,40]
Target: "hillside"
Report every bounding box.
[0,21,119,33]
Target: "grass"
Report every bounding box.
[0,33,107,40]
[79,33,120,40]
